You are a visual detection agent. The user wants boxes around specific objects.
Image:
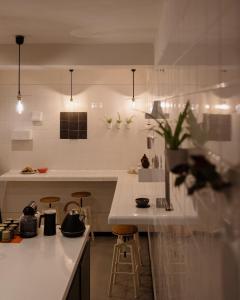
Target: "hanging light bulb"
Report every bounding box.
[16,35,24,114]
[69,69,74,102]
[131,69,136,108]
[16,96,24,114]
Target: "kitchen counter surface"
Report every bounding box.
[0,169,121,181]
[0,226,90,300]
[0,169,197,225]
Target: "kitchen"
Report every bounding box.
[0,1,240,300]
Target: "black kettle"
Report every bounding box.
[61,209,85,238]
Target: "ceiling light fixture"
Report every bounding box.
[69,69,74,102]
[131,69,136,108]
[16,35,24,114]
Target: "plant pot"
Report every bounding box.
[106,123,112,129]
[116,122,121,129]
[126,123,131,129]
[165,148,188,171]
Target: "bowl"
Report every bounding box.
[135,197,149,208]
[37,168,48,173]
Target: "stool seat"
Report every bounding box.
[40,196,60,205]
[71,191,91,198]
[112,225,138,236]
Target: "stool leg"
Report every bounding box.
[113,245,121,284]
[132,241,140,287]
[130,245,138,298]
[134,232,142,266]
[108,244,118,297]
[88,206,94,241]
[83,206,94,241]
[54,204,61,225]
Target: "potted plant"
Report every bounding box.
[116,112,122,129]
[104,116,113,129]
[125,115,134,129]
[148,101,191,171]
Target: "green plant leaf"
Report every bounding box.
[177,133,191,148]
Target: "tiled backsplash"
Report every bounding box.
[60,112,87,139]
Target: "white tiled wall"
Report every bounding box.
[0,67,150,172]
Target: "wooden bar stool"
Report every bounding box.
[71,191,94,240]
[108,225,141,298]
[39,196,61,223]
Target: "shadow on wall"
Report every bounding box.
[11,141,33,151]
[48,84,89,96]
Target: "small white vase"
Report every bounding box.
[107,123,112,129]
[116,122,121,129]
[126,123,131,129]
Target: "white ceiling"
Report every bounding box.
[0,0,161,44]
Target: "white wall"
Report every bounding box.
[0,67,151,173]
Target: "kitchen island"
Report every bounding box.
[0,169,197,225]
[0,226,90,300]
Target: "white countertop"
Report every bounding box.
[0,226,90,300]
[0,169,197,225]
[108,171,198,225]
[0,169,121,181]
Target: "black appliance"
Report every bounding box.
[61,210,85,238]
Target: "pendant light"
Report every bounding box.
[69,69,74,102]
[131,69,136,108]
[16,35,24,114]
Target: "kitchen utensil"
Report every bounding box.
[39,209,56,236]
[37,167,48,173]
[135,197,150,208]
[20,206,38,238]
[2,230,11,242]
[61,209,85,238]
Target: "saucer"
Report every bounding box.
[136,204,150,208]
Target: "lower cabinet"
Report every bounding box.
[67,239,90,300]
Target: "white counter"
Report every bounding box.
[0,169,197,225]
[0,226,90,300]
[0,169,120,182]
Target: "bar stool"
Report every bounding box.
[108,225,141,298]
[71,191,94,240]
[39,196,61,223]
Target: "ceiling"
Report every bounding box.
[0,0,161,44]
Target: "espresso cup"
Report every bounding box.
[135,197,150,208]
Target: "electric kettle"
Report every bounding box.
[61,209,85,237]
[20,206,38,238]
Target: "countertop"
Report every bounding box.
[0,226,90,300]
[0,169,197,225]
[0,169,121,181]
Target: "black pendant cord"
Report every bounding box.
[16,35,24,100]
[18,42,21,98]
[70,69,74,101]
[131,69,136,102]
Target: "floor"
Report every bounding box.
[90,235,154,300]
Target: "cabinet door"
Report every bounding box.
[67,239,90,300]
[66,264,80,300]
[80,239,90,300]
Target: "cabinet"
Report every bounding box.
[67,239,90,300]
